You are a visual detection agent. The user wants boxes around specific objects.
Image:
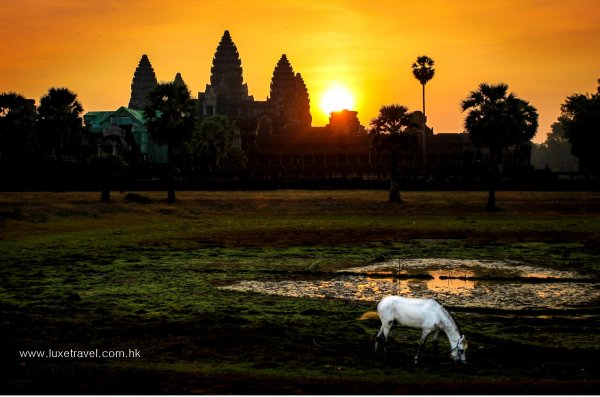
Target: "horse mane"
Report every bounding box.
[434,299,462,335]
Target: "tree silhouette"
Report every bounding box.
[461,83,538,211]
[370,105,419,202]
[0,92,37,182]
[531,118,578,172]
[412,56,435,173]
[182,115,246,179]
[37,88,84,191]
[559,79,600,174]
[144,82,196,202]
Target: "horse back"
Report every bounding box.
[377,296,443,329]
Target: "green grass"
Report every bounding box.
[1,190,599,393]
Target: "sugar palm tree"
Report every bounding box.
[370,105,419,202]
[412,56,435,173]
[461,83,538,211]
[144,82,196,202]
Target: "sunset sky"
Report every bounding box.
[1,0,599,142]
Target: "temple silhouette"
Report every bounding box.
[84,30,531,184]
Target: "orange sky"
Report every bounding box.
[1,0,599,143]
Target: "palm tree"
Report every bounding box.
[461,83,538,211]
[37,87,84,191]
[370,105,419,202]
[412,56,435,173]
[144,82,196,202]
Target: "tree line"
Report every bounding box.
[370,56,599,210]
[0,83,243,201]
[1,70,598,208]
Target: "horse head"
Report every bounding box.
[450,335,468,364]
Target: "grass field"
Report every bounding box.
[1,190,599,393]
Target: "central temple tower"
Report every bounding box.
[199,30,254,117]
[197,30,312,135]
[210,30,250,100]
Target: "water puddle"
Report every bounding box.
[220,259,600,311]
[341,258,582,279]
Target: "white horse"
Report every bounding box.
[375,296,468,364]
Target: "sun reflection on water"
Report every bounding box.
[426,271,476,294]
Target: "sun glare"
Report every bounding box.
[320,85,355,115]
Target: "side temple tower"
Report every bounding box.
[128,54,158,110]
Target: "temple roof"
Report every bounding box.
[84,106,167,164]
[84,106,146,133]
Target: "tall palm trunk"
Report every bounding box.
[421,83,427,174]
[54,144,65,193]
[101,187,111,203]
[167,145,176,203]
[99,167,111,202]
[486,152,498,212]
[389,150,401,202]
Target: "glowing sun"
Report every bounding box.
[320,85,355,115]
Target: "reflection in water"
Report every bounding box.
[427,271,475,294]
[357,277,411,299]
[219,258,599,311]
[342,258,582,279]
[526,272,557,279]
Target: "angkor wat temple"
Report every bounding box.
[85,30,532,184]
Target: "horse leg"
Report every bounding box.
[375,327,385,353]
[414,328,433,365]
[432,330,441,356]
